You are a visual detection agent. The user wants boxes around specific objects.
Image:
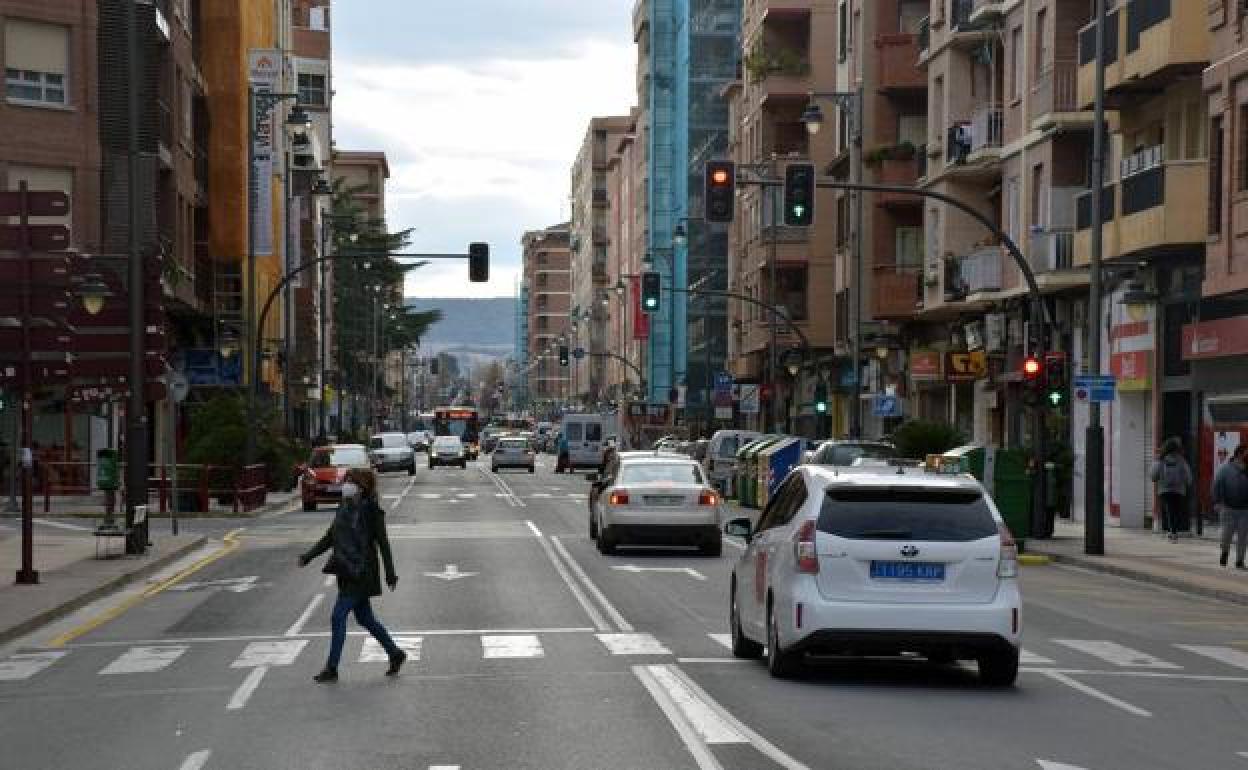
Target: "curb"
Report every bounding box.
[1028,549,1248,608]
[0,535,209,647]
[2,496,298,520]
[1018,554,1052,566]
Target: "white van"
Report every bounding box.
[561,414,608,470]
[703,429,761,495]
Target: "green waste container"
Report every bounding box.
[942,445,1031,550]
[96,449,119,491]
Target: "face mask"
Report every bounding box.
[341,482,360,499]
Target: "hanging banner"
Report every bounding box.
[631,274,649,340]
[249,49,281,257]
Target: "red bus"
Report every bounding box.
[434,406,482,459]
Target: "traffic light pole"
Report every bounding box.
[1085,0,1109,556]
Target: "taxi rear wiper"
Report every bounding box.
[855,529,913,539]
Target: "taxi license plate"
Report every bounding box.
[870,561,945,581]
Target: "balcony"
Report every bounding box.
[876,34,925,91]
[949,0,993,48]
[592,188,609,208]
[872,267,922,319]
[1028,228,1075,272]
[970,0,1017,25]
[156,99,173,168]
[968,104,1004,158]
[960,246,1003,294]
[874,155,923,208]
[1030,59,1087,130]
[1077,0,1207,109]
[918,16,930,58]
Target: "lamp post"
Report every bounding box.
[802,88,864,438]
[281,107,312,438]
[311,175,333,441]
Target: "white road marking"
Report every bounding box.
[531,493,552,498]
[526,521,609,632]
[646,664,748,746]
[707,633,733,650]
[551,535,634,632]
[526,521,543,537]
[323,574,335,588]
[285,594,325,637]
[68,627,597,647]
[34,518,95,532]
[168,576,259,593]
[227,666,268,710]
[494,493,508,497]
[1238,752,1248,760]
[100,645,187,675]
[596,633,672,656]
[419,493,443,499]
[1021,648,1056,666]
[424,564,478,581]
[360,636,422,663]
[1053,640,1179,669]
[613,565,707,581]
[481,634,543,659]
[677,658,752,664]
[178,750,212,770]
[1176,645,1248,671]
[383,494,401,500]
[429,766,461,770]
[1022,666,1248,683]
[1044,671,1152,717]
[0,651,66,681]
[456,493,477,498]
[231,639,307,668]
[633,665,728,770]
[1036,762,1090,770]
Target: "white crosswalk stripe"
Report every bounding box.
[359,636,423,663]
[481,634,544,659]
[0,651,66,681]
[100,645,188,675]
[596,633,671,656]
[1175,645,1248,671]
[707,633,733,651]
[231,640,307,668]
[1020,648,1056,666]
[1053,640,1181,669]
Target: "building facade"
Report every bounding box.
[522,223,572,410]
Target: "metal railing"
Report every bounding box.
[918,16,930,53]
[37,461,269,514]
[971,104,1004,153]
[1028,228,1075,271]
[1030,58,1078,120]
[960,246,1003,293]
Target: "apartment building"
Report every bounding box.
[570,115,631,405]
[522,224,572,407]
[725,0,840,433]
[603,108,649,402]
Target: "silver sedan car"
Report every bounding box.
[491,436,536,473]
[588,455,724,556]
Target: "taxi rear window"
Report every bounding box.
[817,487,996,542]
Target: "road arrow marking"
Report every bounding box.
[612,565,707,581]
[168,576,260,593]
[424,564,478,581]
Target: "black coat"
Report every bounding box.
[303,496,396,598]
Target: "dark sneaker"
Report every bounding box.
[386,650,408,676]
[313,668,338,683]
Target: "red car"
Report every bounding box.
[299,444,372,512]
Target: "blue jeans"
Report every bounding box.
[326,593,400,670]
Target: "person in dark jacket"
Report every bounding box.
[299,468,405,682]
[1149,436,1193,541]
[1213,444,1248,569]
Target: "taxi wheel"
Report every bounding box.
[302,498,316,512]
[407,464,416,476]
[730,584,763,659]
[766,602,799,678]
[597,527,617,555]
[588,511,599,540]
[977,649,1019,687]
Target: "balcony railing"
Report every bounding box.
[1120,144,1164,180]
[918,16,930,54]
[1078,9,1120,67]
[917,145,928,178]
[1028,228,1075,271]
[876,34,925,90]
[1030,59,1078,121]
[970,104,1004,154]
[947,122,972,164]
[951,0,975,29]
[960,246,1003,293]
[873,267,922,319]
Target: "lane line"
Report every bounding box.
[666,664,812,770]
[1044,671,1152,717]
[34,518,95,532]
[178,750,212,770]
[1020,648,1056,666]
[0,651,67,681]
[1175,645,1248,671]
[481,634,544,659]
[550,535,633,632]
[707,634,733,651]
[677,658,752,665]
[226,666,268,711]
[646,664,746,744]
[526,521,543,538]
[47,528,246,648]
[429,766,461,770]
[323,574,335,588]
[65,627,598,648]
[1053,639,1180,669]
[596,633,672,656]
[526,521,609,632]
[285,593,326,637]
[99,645,188,675]
[632,665,726,770]
[1022,666,1248,683]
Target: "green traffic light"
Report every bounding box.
[815,402,827,414]
[1047,391,1064,407]
[791,205,805,219]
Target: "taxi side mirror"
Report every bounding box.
[724,517,752,542]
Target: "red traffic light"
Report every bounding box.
[711,169,730,185]
[1022,356,1042,379]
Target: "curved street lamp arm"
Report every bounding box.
[589,351,646,389]
[665,286,811,353]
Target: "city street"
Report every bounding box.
[1,458,1246,770]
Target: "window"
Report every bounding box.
[933,77,945,140]
[776,266,808,321]
[1010,26,1022,101]
[1238,105,1248,192]
[537,273,548,288]
[818,487,998,541]
[1030,163,1046,228]
[298,73,326,106]
[1211,115,1224,235]
[757,476,807,532]
[618,462,704,485]
[837,0,848,61]
[1034,9,1048,75]
[1005,176,1021,243]
[835,195,850,249]
[898,114,926,147]
[896,227,923,268]
[4,19,69,106]
[309,6,328,30]
[537,316,549,331]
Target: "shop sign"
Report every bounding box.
[1181,315,1248,361]
[945,350,987,383]
[1110,350,1150,392]
[910,350,942,381]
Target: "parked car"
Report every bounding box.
[429,435,468,469]
[724,464,1021,684]
[406,431,431,452]
[587,454,724,556]
[703,430,761,496]
[299,444,372,512]
[369,432,417,475]
[807,440,898,467]
[491,436,536,473]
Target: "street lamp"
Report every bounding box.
[218,326,240,360]
[800,103,825,135]
[673,221,688,248]
[78,273,112,316]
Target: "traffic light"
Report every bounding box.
[704,161,736,223]
[558,345,569,367]
[783,163,816,227]
[813,381,828,414]
[1044,351,1068,409]
[468,242,490,283]
[1022,354,1043,408]
[641,271,661,313]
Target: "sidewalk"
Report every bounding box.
[0,523,209,646]
[0,489,298,519]
[1027,520,1248,606]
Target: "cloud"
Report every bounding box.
[332,4,638,299]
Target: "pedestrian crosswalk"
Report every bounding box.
[6,635,1248,684]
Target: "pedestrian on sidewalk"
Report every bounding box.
[298,467,406,682]
[1212,444,1248,569]
[1149,437,1193,541]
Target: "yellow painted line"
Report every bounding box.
[47,529,245,648]
[1019,554,1053,566]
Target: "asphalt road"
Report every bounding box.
[3,454,1248,770]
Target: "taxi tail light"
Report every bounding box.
[997,520,1019,578]
[609,490,630,506]
[698,490,719,506]
[794,520,819,574]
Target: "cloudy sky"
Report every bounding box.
[332,1,637,299]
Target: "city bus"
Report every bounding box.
[434,406,482,459]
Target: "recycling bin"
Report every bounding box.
[757,437,802,509]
